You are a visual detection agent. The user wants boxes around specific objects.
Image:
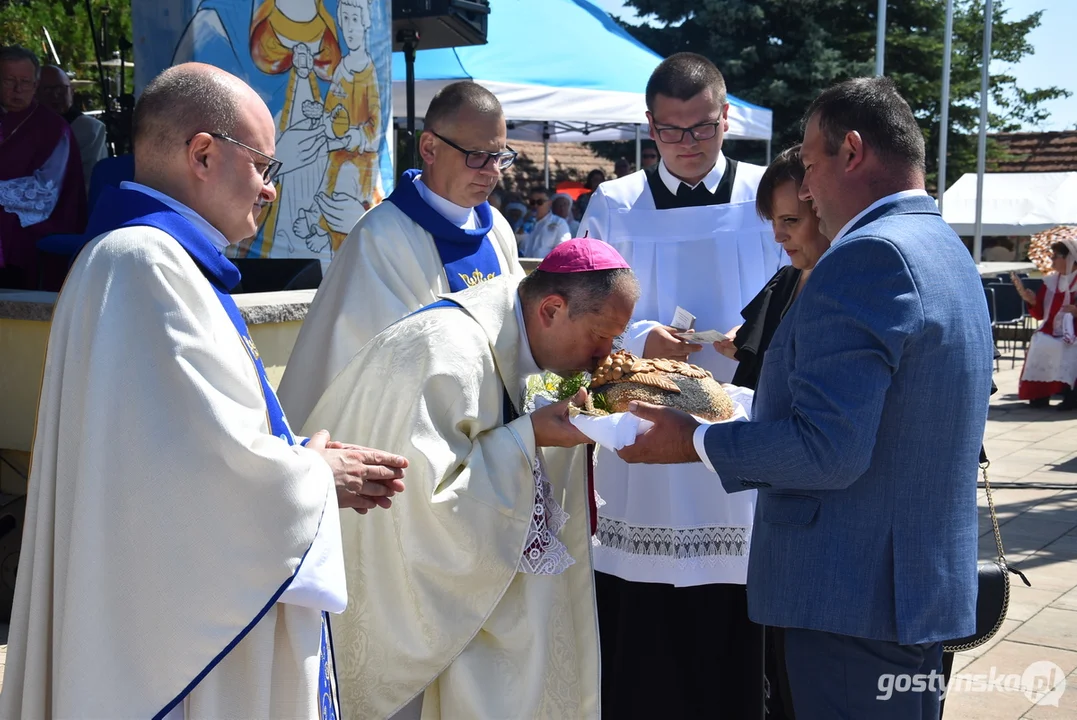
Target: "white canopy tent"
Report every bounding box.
[942,172,1077,236]
[390,0,773,178]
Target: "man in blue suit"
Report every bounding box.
[617,76,994,719]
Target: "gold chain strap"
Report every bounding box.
[981,460,1008,564]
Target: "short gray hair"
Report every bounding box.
[0,46,41,80]
[424,81,502,132]
[132,65,240,157]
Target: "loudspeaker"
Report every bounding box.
[392,0,490,51]
[230,259,323,294]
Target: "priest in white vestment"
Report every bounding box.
[578,53,784,719]
[278,81,523,429]
[302,239,640,719]
[0,64,407,720]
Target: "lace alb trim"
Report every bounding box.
[519,457,575,575]
[0,133,69,227]
[595,517,750,559]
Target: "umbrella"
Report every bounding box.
[1028,226,1077,275]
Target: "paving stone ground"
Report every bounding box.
[0,366,1072,715]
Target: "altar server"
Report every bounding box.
[278,80,523,429]
[302,238,638,719]
[0,63,406,720]
[578,52,783,718]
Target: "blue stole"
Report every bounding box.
[84,187,339,720]
[387,169,503,291]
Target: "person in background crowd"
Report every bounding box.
[504,199,527,232]
[488,186,504,211]
[585,168,606,190]
[37,65,108,194]
[1014,241,1077,410]
[520,185,571,258]
[0,45,87,290]
[614,157,631,177]
[641,142,659,169]
[576,168,608,219]
[552,191,580,235]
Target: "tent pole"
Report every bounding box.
[938,0,954,213]
[973,0,993,264]
[875,0,886,75]
[635,124,641,171]
[543,122,550,189]
[766,138,772,164]
[397,28,419,173]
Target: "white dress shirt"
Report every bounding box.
[415,175,478,229]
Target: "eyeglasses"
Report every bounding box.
[1,78,36,92]
[429,130,517,170]
[652,121,723,144]
[529,198,547,207]
[186,132,283,185]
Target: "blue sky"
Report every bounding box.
[590,0,1076,131]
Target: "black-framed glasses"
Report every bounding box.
[430,130,517,170]
[652,121,723,144]
[529,197,547,207]
[186,132,283,185]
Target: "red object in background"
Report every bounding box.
[555,181,588,200]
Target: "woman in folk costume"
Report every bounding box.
[318,0,384,252]
[250,0,341,256]
[1015,238,1077,410]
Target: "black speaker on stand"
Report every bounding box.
[393,0,491,175]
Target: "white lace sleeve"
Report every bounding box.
[0,133,70,228]
[518,456,575,576]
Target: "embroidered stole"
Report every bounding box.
[387,169,502,291]
[85,187,339,720]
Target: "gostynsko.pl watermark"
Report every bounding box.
[876,661,1067,706]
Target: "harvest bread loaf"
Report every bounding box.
[589,350,735,422]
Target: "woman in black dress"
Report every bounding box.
[716,145,831,388]
[715,145,831,720]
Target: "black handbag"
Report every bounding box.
[943,459,1031,653]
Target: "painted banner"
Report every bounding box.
[133,0,394,261]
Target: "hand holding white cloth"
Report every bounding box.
[565,385,754,451]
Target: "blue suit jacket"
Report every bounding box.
[704,193,994,645]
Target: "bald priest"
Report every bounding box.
[279,80,523,430]
[303,239,640,719]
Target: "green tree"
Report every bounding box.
[613,0,1068,191]
[0,0,133,109]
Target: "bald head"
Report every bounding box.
[37,65,73,114]
[131,63,278,243]
[133,63,260,168]
[424,81,502,133]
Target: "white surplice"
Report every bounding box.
[302,276,600,720]
[0,217,343,718]
[578,159,784,586]
[277,178,523,430]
